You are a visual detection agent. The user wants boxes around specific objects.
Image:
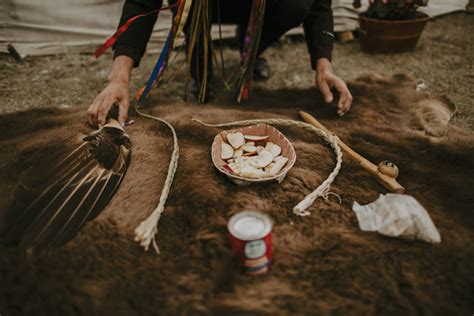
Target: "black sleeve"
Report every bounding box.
[302,0,335,70]
[113,0,162,67]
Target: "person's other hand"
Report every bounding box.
[315,58,353,116]
[87,80,130,127]
[87,55,134,128]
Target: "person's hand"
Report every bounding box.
[315,58,353,116]
[87,80,130,127]
[87,55,134,128]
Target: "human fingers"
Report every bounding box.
[118,96,130,126]
[342,90,353,115]
[334,79,352,116]
[87,96,103,127]
[96,96,116,127]
[317,75,333,103]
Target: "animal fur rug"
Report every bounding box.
[0,74,473,315]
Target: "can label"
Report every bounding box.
[244,239,266,259]
[243,238,272,274]
[228,211,273,275]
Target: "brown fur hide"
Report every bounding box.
[0,74,473,315]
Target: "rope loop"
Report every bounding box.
[193,118,343,216]
[132,114,343,254]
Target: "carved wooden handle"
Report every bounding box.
[299,111,405,194]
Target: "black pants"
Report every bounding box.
[210,0,313,54]
[183,0,314,83]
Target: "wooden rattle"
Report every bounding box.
[299,111,404,194]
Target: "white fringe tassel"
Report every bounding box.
[134,107,180,254]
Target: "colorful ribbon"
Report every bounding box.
[137,0,192,103]
[237,0,266,103]
[94,0,264,104]
[93,2,177,59]
[137,31,172,103]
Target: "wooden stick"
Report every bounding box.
[299,111,404,194]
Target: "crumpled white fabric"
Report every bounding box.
[352,194,441,243]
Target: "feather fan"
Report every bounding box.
[5,119,131,252]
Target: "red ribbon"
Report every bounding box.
[93,3,178,59]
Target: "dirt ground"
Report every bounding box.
[0,12,473,130]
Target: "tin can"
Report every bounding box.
[228,210,273,274]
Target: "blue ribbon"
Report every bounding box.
[139,30,172,104]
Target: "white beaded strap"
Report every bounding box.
[193,118,343,216]
[134,107,180,254]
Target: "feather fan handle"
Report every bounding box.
[134,107,179,254]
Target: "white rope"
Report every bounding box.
[134,107,180,254]
[192,118,343,216]
[131,113,342,254]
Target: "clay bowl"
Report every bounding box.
[211,124,296,186]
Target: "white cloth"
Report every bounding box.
[352,194,441,243]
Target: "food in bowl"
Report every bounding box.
[220,131,289,179]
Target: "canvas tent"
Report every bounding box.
[0,0,468,57]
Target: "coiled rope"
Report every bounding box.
[192,118,343,216]
[132,113,343,254]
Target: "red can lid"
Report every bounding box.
[228,210,272,241]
